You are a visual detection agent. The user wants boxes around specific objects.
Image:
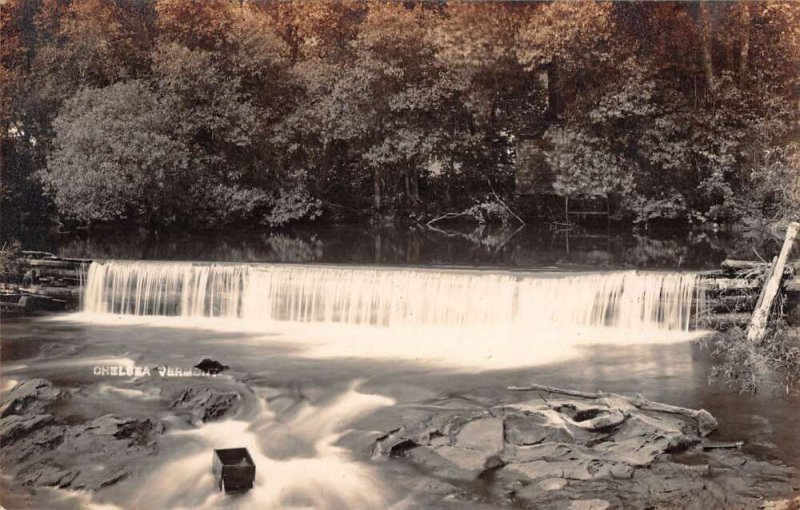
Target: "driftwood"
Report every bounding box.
[721,259,767,271]
[700,276,761,292]
[746,221,799,343]
[507,383,717,436]
[426,211,476,227]
[486,179,525,226]
[702,441,744,450]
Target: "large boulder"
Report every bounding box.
[0,379,164,492]
[170,387,241,425]
[3,414,163,491]
[1,379,68,417]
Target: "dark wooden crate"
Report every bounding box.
[212,448,255,493]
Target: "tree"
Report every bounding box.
[40,81,189,224]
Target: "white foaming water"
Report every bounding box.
[84,261,702,332]
[115,384,395,510]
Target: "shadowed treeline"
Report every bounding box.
[1,1,798,236]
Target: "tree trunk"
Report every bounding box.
[315,142,331,195]
[410,165,419,202]
[738,3,750,83]
[545,59,560,120]
[746,221,800,343]
[699,1,715,94]
[373,167,382,210]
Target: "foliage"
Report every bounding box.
[543,127,636,199]
[0,240,23,282]
[2,0,799,231]
[41,81,188,224]
[704,325,800,396]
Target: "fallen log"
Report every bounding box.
[20,250,58,260]
[700,277,762,292]
[721,259,767,271]
[746,221,799,343]
[22,259,83,270]
[507,383,717,436]
[705,294,759,313]
[19,286,81,301]
[702,441,744,450]
[25,267,84,279]
[697,312,751,330]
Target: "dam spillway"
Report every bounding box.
[83,261,702,332]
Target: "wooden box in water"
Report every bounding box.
[212,448,255,493]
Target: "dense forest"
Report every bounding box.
[1,0,799,237]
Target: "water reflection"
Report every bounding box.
[45,223,784,270]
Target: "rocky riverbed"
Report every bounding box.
[1,366,798,509]
[370,386,798,509]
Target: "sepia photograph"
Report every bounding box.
[1,0,799,508]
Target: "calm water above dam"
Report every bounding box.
[29,223,786,270]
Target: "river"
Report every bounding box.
[1,225,798,509]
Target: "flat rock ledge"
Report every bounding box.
[0,374,247,493]
[0,378,165,491]
[373,386,797,509]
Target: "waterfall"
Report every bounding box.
[83,261,702,332]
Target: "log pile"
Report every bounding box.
[0,251,90,316]
[697,261,797,330]
[697,222,799,337]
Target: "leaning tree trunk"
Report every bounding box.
[746,221,800,343]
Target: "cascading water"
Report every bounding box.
[83,261,703,332]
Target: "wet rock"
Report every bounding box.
[762,496,800,510]
[0,378,68,417]
[568,499,610,510]
[2,414,162,490]
[507,459,594,481]
[373,429,418,458]
[374,388,794,509]
[504,412,574,446]
[455,417,504,453]
[194,358,229,375]
[18,461,77,487]
[436,445,504,472]
[692,409,718,437]
[537,478,568,491]
[72,469,130,490]
[406,445,496,482]
[67,415,164,449]
[0,414,54,446]
[171,387,240,425]
[0,377,164,493]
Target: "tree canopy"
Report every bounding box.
[1,0,798,234]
